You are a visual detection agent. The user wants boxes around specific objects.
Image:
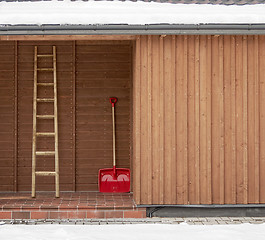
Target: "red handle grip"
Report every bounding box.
[109,97,118,107]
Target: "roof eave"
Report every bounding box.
[1,24,265,35]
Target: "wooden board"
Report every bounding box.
[75,42,132,192]
[2,36,265,204]
[17,41,74,191]
[0,41,15,191]
[133,35,265,205]
[3,40,132,192]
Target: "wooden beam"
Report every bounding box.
[164,36,172,204]
[130,41,134,193]
[133,36,141,204]
[235,36,244,204]
[242,36,248,204]
[219,35,225,204]
[147,35,152,204]
[171,35,176,204]
[259,36,265,202]
[231,35,237,204]
[140,36,148,203]
[199,35,212,204]
[194,35,200,204]
[187,35,197,204]
[14,40,18,192]
[183,35,188,204]
[0,35,136,41]
[254,35,260,203]
[159,35,165,204]
[151,36,160,204]
[206,35,212,204]
[72,41,76,192]
[223,35,231,203]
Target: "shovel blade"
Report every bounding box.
[99,168,130,193]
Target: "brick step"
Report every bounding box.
[0,209,146,219]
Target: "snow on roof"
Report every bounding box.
[1,0,265,25]
[2,0,265,6]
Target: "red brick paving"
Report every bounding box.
[31,211,49,219]
[0,192,146,219]
[124,210,145,218]
[86,210,105,219]
[0,211,11,219]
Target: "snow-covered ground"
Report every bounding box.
[0,223,265,240]
[1,0,265,25]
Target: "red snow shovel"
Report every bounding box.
[98,97,130,193]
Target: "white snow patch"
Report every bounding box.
[0,223,265,240]
[0,0,265,25]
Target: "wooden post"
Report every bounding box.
[14,41,18,192]
[72,41,76,192]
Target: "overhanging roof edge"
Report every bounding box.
[1,24,265,35]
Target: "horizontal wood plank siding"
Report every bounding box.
[75,41,132,191]
[17,41,74,191]
[133,35,265,205]
[0,40,132,193]
[0,41,15,191]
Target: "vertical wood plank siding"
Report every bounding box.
[133,35,265,205]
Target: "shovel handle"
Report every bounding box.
[110,97,117,167]
[109,97,117,107]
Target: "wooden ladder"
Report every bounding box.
[32,46,59,198]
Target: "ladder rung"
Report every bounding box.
[37,83,54,86]
[37,54,53,58]
[36,151,55,156]
[35,171,56,176]
[37,68,54,71]
[37,98,54,102]
[36,132,55,137]
[36,115,54,119]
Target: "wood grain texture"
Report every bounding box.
[0,41,15,191]
[259,35,265,203]
[187,35,196,204]
[164,36,173,204]
[151,36,160,204]
[133,37,141,204]
[254,36,260,203]
[14,41,18,192]
[1,36,265,203]
[14,41,132,192]
[0,35,136,41]
[159,36,165,204]
[75,41,132,192]
[133,35,265,205]
[139,36,148,203]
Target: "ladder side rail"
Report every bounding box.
[53,46,60,198]
[31,46,38,198]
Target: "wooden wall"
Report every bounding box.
[0,41,15,191]
[75,41,132,191]
[17,41,74,191]
[0,40,132,192]
[133,35,265,205]
[2,35,265,205]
